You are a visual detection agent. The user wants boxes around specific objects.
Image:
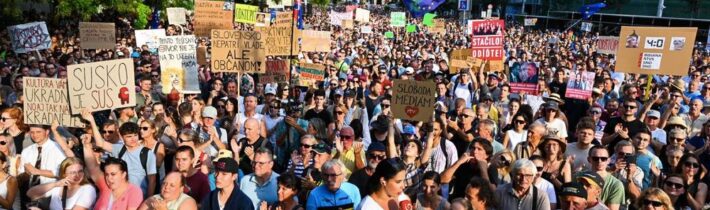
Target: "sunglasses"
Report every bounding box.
[0,141,6,146]
[140,127,150,131]
[341,135,354,140]
[336,111,345,115]
[590,156,609,162]
[367,154,386,160]
[101,130,115,134]
[624,105,637,109]
[590,110,601,115]
[684,162,700,168]
[536,166,544,172]
[642,199,663,207]
[0,117,12,122]
[664,181,684,189]
[671,94,682,98]
[179,138,193,143]
[301,144,314,149]
[382,104,390,108]
[515,120,526,124]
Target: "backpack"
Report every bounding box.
[452,81,475,104]
[118,146,151,174]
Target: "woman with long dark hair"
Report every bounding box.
[673,153,707,210]
[357,158,409,210]
[414,171,450,210]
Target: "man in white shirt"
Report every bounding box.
[19,125,67,206]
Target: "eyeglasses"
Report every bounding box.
[0,141,6,146]
[590,110,601,115]
[664,181,684,189]
[671,137,685,142]
[461,115,474,119]
[101,130,115,134]
[590,156,609,162]
[617,152,632,157]
[301,144,314,148]
[367,154,386,160]
[536,166,544,172]
[336,111,345,115]
[0,117,13,122]
[516,173,535,179]
[140,127,150,131]
[684,162,700,168]
[642,199,663,207]
[323,173,342,178]
[515,120,526,124]
[624,105,637,109]
[341,135,353,140]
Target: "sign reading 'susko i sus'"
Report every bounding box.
[66,59,136,114]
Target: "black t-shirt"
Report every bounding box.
[450,127,475,157]
[303,108,333,125]
[348,168,371,198]
[549,81,567,96]
[603,117,645,151]
[449,161,498,200]
[365,95,382,120]
[237,137,272,175]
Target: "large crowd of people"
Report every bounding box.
[0,3,708,210]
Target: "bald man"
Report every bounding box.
[234,118,273,174]
[139,172,197,210]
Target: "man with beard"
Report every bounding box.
[602,99,645,153]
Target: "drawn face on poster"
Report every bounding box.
[256,13,266,23]
[671,37,686,51]
[223,2,233,10]
[626,31,639,48]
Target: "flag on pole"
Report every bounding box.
[403,0,445,18]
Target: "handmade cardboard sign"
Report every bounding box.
[79,22,115,49]
[197,46,208,65]
[616,26,697,76]
[298,63,325,87]
[330,12,352,26]
[167,7,187,25]
[158,35,200,94]
[235,4,259,24]
[66,59,136,114]
[211,30,266,73]
[509,62,539,95]
[565,71,596,99]
[596,36,619,55]
[262,59,290,84]
[255,13,271,27]
[355,8,370,22]
[194,0,234,36]
[390,12,406,27]
[301,30,331,52]
[23,78,84,127]
[274,11,293,27]
[135,29,166,50]
[342,20,354,29]
[7,22,51,53]
[524,18,537,26]
[255,26,298,56]
[391,79,436,122]
[449,49,472,73]
[431,19,446,34]
[361,26,372,34]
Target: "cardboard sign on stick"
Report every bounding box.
[211,30,266,73]
[355,8,370,22]
[194,0,234,36]
[79,22,115,49]
[256,26,298,56]
[66,59,136,114]
[301,30,331,52]
[596,36,619,55]
[616,26,697,76]
[390,12,406,27]
[274,12,293,27]
[167,8,187,25]
[262,60,290,84]
[23,78,84,127]
[509,62,539,95]
[234,4,259,24]
[298,63,325,87]
[565,71,596,99]
[135,29,166,50]
[158,35,200,94]
[7,22,51,53]
[391,79,436,122]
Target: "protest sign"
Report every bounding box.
[361,26,372,34]
[423,13,436,26]
[346,5,358,12]
[79,22,115,49]
[449,49,472,73]
[194,0,234,36]
[390,12,406,27]
[235,4,259,24]
[581,22,593,32]
[298,63,325,87]
[7,22,51,53]
[509,62,539,95]
[255,13,271,27]
[565,71,595,99]
[255,26,298,56]
[267,0,292,8]
[197,46,208,65]
[596,36,619,55]
[301,30,331,52]
[430,19,446,34]
[406,24,417,33]
[330,12,352,26]
[342,20,354,29]
[391,79,436,122]
[23,78,84,127]
[211,30,266,73]
[465,20,473,35]
[616,26,697,76]
[355,8,370,22]
[262,60,290,84]
[167,7,187,25]
[135,29,166,50]
[471,19,505,69]
[524,18,537,26]
[274,11,293,27]
[158,35,200,94]
[66,59,136,114]
[384,31,395,39]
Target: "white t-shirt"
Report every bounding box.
[535,118,568,138]
[506,129,528,149]
[535,179,557,204]
[45,184,97,210]
[356,193,410,210]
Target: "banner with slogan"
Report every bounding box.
[391,79,436,122]
[66,59,136,114]
[7,22,51,53]
[449,49,472,73]
[194,0,234,36]
[301,30,331,52]
[524,18,537,26]
[355,8,370,22]
[255,13,271,27]
[135,29,166,50]
[274,11,294,27]
[471,20,505,71]
[616,26,697,76]
[255,26,299,56]
[390,12,406,27]
[158,35,200,94]
[509,62,539,95]
[23,78,84,127]
[430,19,446,34]
[342,20,354,29]
[298,63,325,87]
[79,22,115,49]
[167,7,187,25]
[330,12,352,26]
[211,30,266,73]
[235,4,259,24]
[361,26,372,34]
[596,36,619,55]
[565,71,595,99]
[261,60,290,84]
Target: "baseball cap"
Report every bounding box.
[213,149,234,162]
[214,157,238,173]
[559,182,587,199]
[202,106,218,119]
[265,86,277,95]
[344,89,355,98]
[367,141,386,153]
[131,52,141,58]
[402,124,417,136]
[405,67,415,74]
[646,110,661,119]
[313,143,331,154]
[333,89,344,96]
[577,171,604,188]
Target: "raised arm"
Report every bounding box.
[81,134,103,183]
[51,120,75,158]
[81,109,113,152]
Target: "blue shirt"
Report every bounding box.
[306,182,361,210]
[240,172,280,209]
[635,152,662,189]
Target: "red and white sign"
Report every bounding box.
[470,20,505,61]
[597,36,619,55]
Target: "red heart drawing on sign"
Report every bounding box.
[405,106,419,118]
